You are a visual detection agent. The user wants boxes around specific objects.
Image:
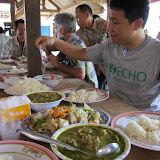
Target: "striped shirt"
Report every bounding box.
[1,36,26,59]
[58,33,98,88]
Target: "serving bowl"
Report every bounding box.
[51,123,131,160]
[34,74,63,87]
[26,91,65,112]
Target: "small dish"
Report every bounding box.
[34,74,63,87]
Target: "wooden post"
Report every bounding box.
[23,0,42,77]
[9,0,16,36]
[107,0,110,20]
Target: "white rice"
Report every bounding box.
[66,89,101,102]
[125,115,160,144]
[0,154,14,160]
[5,77,52,95]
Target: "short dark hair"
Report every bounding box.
[109,0,149,28]
[54,13,76,33]
[0,27,4,34]
[76,4,92,16]
[15,19,24,30]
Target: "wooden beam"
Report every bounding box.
[60,2,83,12]
[40,9,58,12]
[15,6,24,19]
[0,0,9,3]
[9,0,16,36]
[48,0,60,10]
[42,0,45,9]
[24,0,42,77]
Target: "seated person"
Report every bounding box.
[1,19,26,60]
[46,13,98,88]
[0,27,11,54]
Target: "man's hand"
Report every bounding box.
[35,36,56,50]
[48,54,60,68]
[0,73,5,82]
[11,55,19,61]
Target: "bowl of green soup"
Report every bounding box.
[27,91,65,112]
[51,123,131,160]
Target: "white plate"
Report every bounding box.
[2,59,16,63]
[21,108,111,137]
[34,74,63,87]
[59,88,109,103]
[0,140,58,160]
[0,63,14,70]
[0,68,27,75]
[0,75,23,89]
[111,111,160,151]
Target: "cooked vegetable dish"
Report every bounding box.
[28,104,103,135]
[27,92,62,103]
[57,125,126,160]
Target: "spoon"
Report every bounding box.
[96,143,120,157]
[17,129,89,155]
[18,129,119,157]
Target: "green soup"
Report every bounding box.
[57,126,126,160]
[27,92,62,103]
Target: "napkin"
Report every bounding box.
[0,95,31,110]
[0,96,31,122]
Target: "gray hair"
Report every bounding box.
[54,13,76,33]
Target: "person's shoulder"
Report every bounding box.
[148,35,160,46]
[94,18,108,25]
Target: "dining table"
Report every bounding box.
[0,67,160,160]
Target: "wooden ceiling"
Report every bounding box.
[15,0,107,19]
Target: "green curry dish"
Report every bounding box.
[27,92,62,103]
[57,126,126,160]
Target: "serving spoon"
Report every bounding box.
[96,143,120,157]
[17,129,119,157]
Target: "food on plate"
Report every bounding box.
[28,103,103,134]
[66,89,101,102]
[2,59,15,63]
[0,63,12,69]
[0,154,14,160]
[27,92,62,103]
[55,125,126,160]
[5,77,52,95]
[125,115,160,144]
[1,67,27,74]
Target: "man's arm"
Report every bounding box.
[36,36,90,61]
[48,54,85,80]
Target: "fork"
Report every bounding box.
[65,84,85,97]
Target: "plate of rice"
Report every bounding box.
[0,63,14,69]
[59,88,109,103]
[111,111,160,151]
[4,77,52,96]
[0,140,58,160]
